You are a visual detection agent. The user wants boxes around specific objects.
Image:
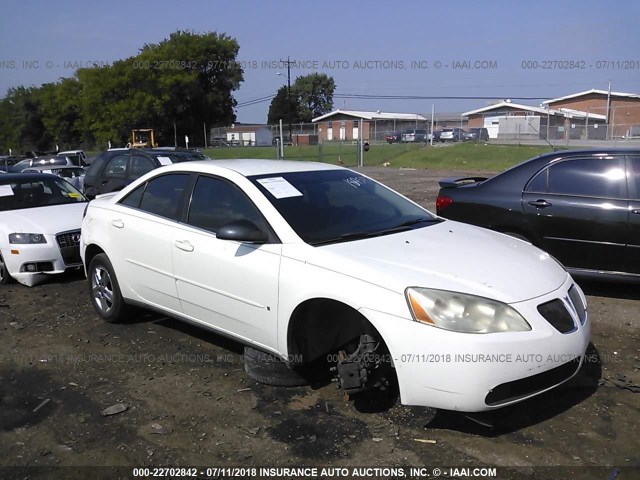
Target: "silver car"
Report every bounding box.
[22,165,86,192]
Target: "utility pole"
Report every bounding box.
[606,80,612,140]
[277,57,293,144]
[285,57,292,143]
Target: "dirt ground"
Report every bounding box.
[0,167,638,480]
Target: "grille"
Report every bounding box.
[537,299,575,333]
[56,230,82,266]
[568,284,587,325]
[485,357,581,406]
[56,231,81,248]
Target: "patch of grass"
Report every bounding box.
[203,142,566,171]
[387,143,562,171]
[203,142,423,167]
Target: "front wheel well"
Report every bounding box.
[286,298,385,366]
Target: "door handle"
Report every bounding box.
[175,240,194,252]
[111,219,124,229]
[528,199,552,208]
[632,209,640,215]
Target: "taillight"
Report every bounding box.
[436,195,453,213]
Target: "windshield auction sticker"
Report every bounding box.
[0,185,14,196]
[257,177,303,199]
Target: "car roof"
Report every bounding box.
[160,159,343,177]
[0,173,59,183]
[535,147,640,159]
[23,165,83,171]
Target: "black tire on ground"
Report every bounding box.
[243,346,309,387]
[0,253,11,285]
[87,253,129,323]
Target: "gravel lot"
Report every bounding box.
[0,167,638,480]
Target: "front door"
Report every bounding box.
[173,175,281,350]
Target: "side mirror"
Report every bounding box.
[216,219,268,244]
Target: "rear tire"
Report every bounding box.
[243,346,309,387]
[88,253,129,323]
[0,253,11,285]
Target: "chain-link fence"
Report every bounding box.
[466,104,640,146]
[208,104,640,150]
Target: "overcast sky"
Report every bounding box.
[1,0,639,123]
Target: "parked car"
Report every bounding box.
[385,131,402,144]
[10,157,74,173]
[427,130,442,142]
[22,165,86,192]
[57,150,88,166]
[0,156,22,172]
[440,128,467,142]
[401,129,428,142]
[436,148,640,279]
[81,159,589,414]
[464,127,490,141]
[0,173,87,286]
[83,148,204,199]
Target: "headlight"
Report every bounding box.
[405,287,531,333]
[9,233,47,244]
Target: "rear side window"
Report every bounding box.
[137,174,190,220]
[526,157,626,199]
[104,155,129,178]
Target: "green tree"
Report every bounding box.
[295,73,335,123]
[267,73,335,124]
[267,85,298,125]
[0,30,244,152]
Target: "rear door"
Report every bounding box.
[110,173,191,311]
[522,155,628,272]
[627,156,640,274]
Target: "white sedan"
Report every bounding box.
[80,160,590,413]
[0,173,87,286]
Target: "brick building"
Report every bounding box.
[312,110,428,142]
[543,89,640,138]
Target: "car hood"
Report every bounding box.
[0,203,87,236]
[293,221,567,304]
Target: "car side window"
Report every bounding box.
[130,155,156,180]
[104,155,129,178]
[629,156,640,200]
[137,174,190,220]
[529,158,626,199]
[526,169,548,193]
[119,183,146,208]
[187,176,265,234]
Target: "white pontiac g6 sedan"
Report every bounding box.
[80,160,590,413]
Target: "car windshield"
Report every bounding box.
[0,177,87,211]
[250,169,441,245]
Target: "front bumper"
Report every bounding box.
[365,276,590,412]
[2,231,82,287]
